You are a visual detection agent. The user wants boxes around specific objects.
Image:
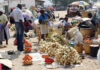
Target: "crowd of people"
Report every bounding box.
[0,3,100,52]
[0,4,55,51]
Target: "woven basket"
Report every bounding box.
[80,28,93,38]
[81,11,89,18]
[83,43,91,54]
[74,44,83,53]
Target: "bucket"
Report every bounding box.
[90,45,99,57]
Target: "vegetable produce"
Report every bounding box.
[42,54,49,58]
[84,38,92,43]
[47,42,62,56]
[47,33,66,45]
[39,41,62,57]
[45,58,54,64]
[24,41,32,47]
[23,54,32,65]
[14,38,31,47]
[24,47,32,52]
[55,47,81,65]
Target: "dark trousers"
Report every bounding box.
[15,22,24,51]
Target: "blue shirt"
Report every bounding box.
[39,13,48,24]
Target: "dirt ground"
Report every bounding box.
[0,11,100,70]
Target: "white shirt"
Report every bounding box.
[10,8,24,22]
[62,20,71,26]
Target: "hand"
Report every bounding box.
[23,26,26,31]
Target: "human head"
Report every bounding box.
[65,16,68,22]
[17,4,22,10]
[0,8,4,16]
[88,13,92,18]
[40,9,45,15]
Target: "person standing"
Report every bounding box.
[0,8,10,47]
[39,9,49,40]
[92,7,100,35]
[10,4,25,51]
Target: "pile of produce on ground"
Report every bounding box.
[55,47,81,65]
[14,38,32,47]
[47,32,66,45]
[23,54,33,65]
[24,47,32,52]
[39,28,82,66]
[39,41,62,57]
[45,58,54,64]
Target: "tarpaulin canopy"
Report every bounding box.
[71,1,89,7]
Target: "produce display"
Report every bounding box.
[55,47,81,65]
[42,54,49,58]
[39,41,62,57]
[84,38,92,43]
[14,38,32,47]
[24,41,32,47]
[45,58,54,64]
[47,33,66,45]
[39,41,51,53]
[47,42,62,56]
[23,54,32,65]
[24,47,32,52]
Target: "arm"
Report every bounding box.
[2,15,8,29]
[38,16,42,24]
[18,11,25,29]
[39,19,42,24]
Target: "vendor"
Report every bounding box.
[61,16,72,34]
[39,9,50,40]
[91,7,100,31]
[0,8,10,47]
[24,18,33,32]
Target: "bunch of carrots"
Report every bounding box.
[23,54,32,65]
